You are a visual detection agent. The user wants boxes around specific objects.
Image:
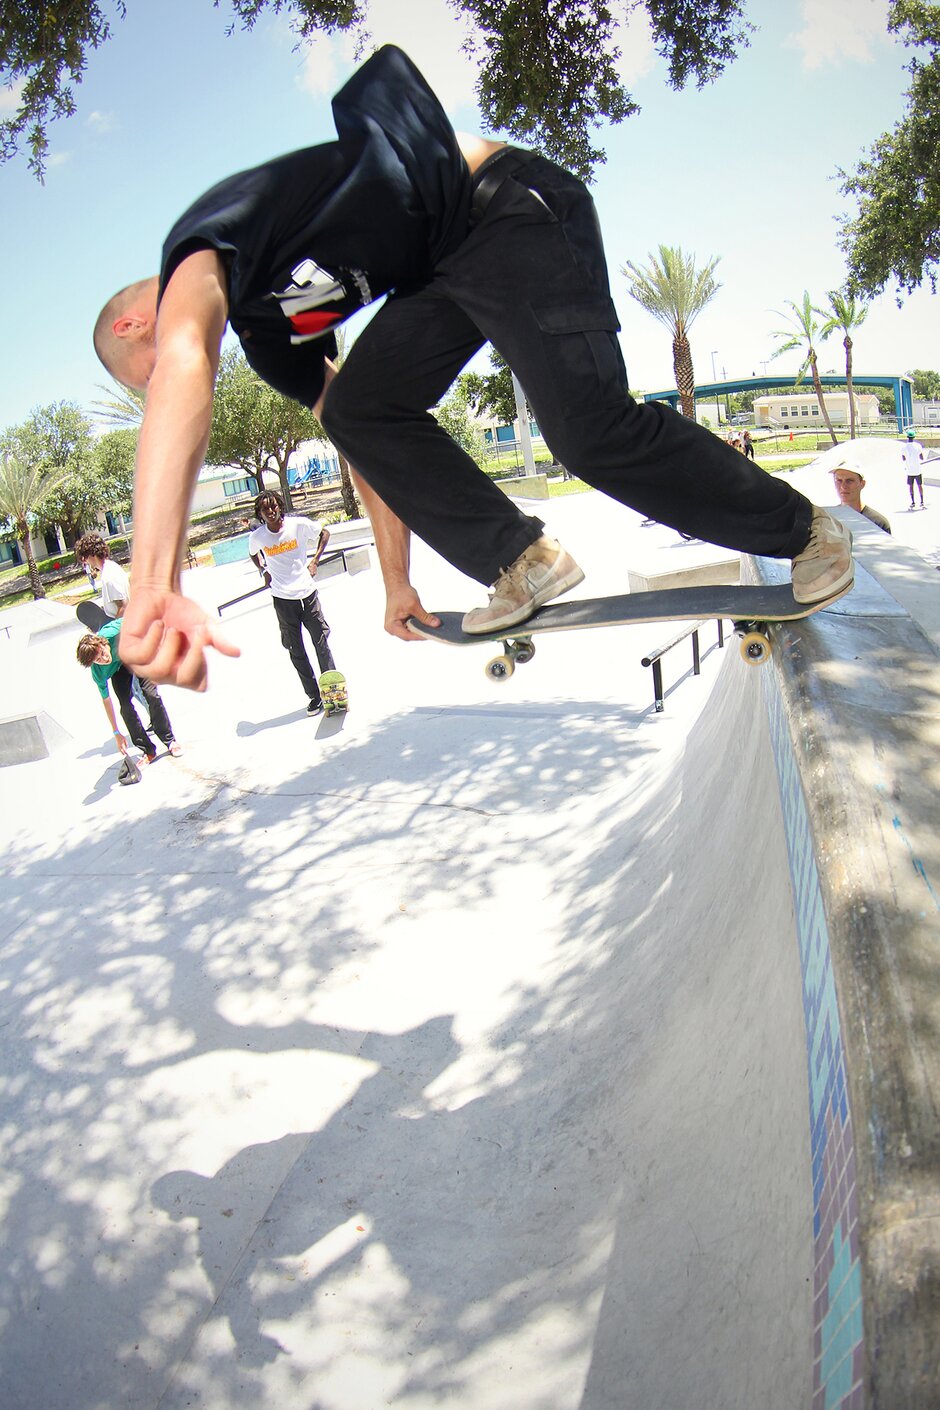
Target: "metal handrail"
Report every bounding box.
[640,618,726,712]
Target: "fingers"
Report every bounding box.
[206,623,241,660]
[385,615,423,642]
[408,603,441,629]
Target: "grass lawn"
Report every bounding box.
[547,477,592,497]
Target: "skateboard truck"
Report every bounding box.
[733,620,773,666]
[484,637,536,681]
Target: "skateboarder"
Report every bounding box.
[76,618,181,762]
[75,532,129,618]
[901,429,926,509]
[93,44,852,692]
[248,490,339,715]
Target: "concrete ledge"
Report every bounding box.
[627,557,741,592]
[749,550,940,1408]
[0,709,72,766]
[211,533,252,567]
[498,473,550,501]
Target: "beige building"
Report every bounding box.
[753,392,880,428]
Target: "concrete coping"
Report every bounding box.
[747,521,940,1407]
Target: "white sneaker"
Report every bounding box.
[462,536,584,634]
[791,507,854,603]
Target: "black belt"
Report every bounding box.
[470,146,537,220]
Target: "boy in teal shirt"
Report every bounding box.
[77,618,180,762]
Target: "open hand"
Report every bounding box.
[122,585,240,691]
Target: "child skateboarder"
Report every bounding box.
[76,617,181,764]
[94,45,853,692]
[248,490,340,715]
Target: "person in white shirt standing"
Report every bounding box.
[901,428,926,509]
[248,491,338,715]
[75,532,130,617]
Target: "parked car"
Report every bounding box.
[730,412,753,425]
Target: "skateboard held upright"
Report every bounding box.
[76,600,110,632]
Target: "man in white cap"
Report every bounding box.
[831,466,890,534]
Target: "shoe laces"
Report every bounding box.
[489,556,530,600]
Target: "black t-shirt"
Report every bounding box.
[158,45,471,407]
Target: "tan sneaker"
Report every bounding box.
[462,536,585,633]
[791,507,854,603]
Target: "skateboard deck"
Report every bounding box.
[76,600,110,631]
[409,581,852,679]
[319,670,348,715]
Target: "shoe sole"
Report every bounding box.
[463,563,585,634]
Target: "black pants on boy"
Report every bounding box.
[322,148,815,587]
[272,591,336,703]
[112,664,174,755]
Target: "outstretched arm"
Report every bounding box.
[120,250,240,689]
[316,361,439,641]
[99,693,128,754]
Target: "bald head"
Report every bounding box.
[93,277,159,386]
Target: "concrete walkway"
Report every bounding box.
[0,487,933,1409]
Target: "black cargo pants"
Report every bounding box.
[321,148,814,587]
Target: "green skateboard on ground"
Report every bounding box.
[319,670,349,715]
[409,581,853,681]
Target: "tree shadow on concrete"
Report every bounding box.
[0,665,805,1410]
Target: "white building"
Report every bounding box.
[912,399,940,427]
[753,392,880,428]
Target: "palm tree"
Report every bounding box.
[0,450,70,599]
[621,246,722,418]
[770,292,838,445]
[90,378,146,428]
[818,291,868,439]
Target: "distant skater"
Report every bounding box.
[901,429,926,509]
[77,617,181,763]
[248,491,339,716]
[75,532,129,618]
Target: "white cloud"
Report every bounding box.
[613,7,656,87]
[297,0,479,119]
[0,78,25,115]
[788,0,892,71]
[86,110,116,134]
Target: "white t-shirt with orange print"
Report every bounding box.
[248,516,323,600]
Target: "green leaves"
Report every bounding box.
[206,345,326,500]
[839,0,940,297]
[2,1,753,181]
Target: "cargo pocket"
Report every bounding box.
[532,296,625,415]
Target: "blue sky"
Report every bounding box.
[0,0,935,431]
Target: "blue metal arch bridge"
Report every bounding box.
[643,374,914,432]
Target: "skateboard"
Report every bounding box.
[319,670,349,715]
[76,600,109,631]
[409,581,853,680]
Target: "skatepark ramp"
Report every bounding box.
[739,539,939,1409]
[0,499,937,1410]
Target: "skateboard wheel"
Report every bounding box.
[511,641,536,666]
[485,654,514,681]
[739,630,771,665]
